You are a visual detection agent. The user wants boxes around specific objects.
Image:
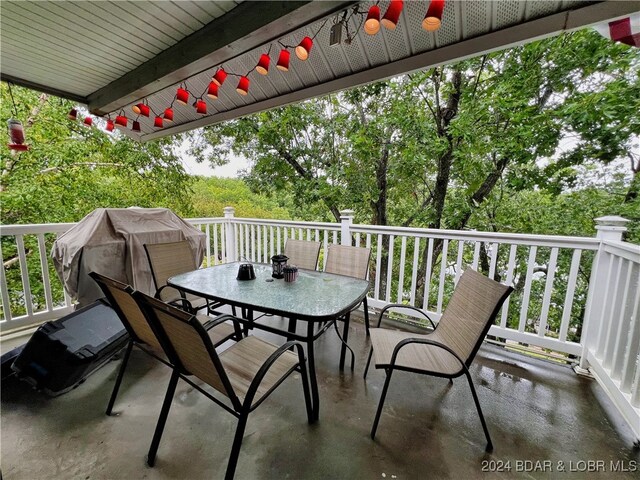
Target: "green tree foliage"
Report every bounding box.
[190,176,291,219]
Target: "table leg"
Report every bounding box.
[306,322,319,422]
[287,318,297,341]
[339,312,350,371]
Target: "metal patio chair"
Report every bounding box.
[134,292,313,480]
[89,272,239,416]
[283,239,321,271]
[364,268,513,451]
[324,244,371,370]
[144,240,224,315]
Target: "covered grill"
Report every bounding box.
[52,208,205,307]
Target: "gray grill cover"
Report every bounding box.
[52,208,205,307]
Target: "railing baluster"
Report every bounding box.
[315,229,319,242]
[366,233,371,250]
[422,238,434,311]
[559,249,582,342]
[238,224,244,261]
[620,271,640,393]
[518,246,538,333]
[472,241,480,270]
[489,243,498,280]
[374,234,382,299]
[410,237,420,306]
[603,257,627,369]
[37,233,54,312]
[596,253,616,356]
[500,245,517,329]
[385,235,395,303]
[205,224,211,266]
[332,231,337,245]
[436,239,448,314]
[397,236,407,303]
[16,235,34,318]
[322,230,328,271]
[355,233,361,247]
[277,227,282,255]
[0,241,13,322]
[610,260,635,378]
[455,239,464,284]
[251,225,257,262]
[537,247,559,337]
[257,225,263,263]
[213,224,219,265]
[270,226,274,259]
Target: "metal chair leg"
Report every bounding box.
[106,340,133,416]
[465,369,493,451]
[371,369,393,439]
[225,413,249,480]
[363,347,373,379]
[147,369,180,467]
[363,297,370,336]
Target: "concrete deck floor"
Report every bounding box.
[1,314,639,480]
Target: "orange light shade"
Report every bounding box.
[132,120,141,132]
[295,36,313,60]
[212,68,227,86]
[195,99,207,114]
[164,107,174,122]
[154,116,163,128]
[132,103,150,117]
[256,54,270,75]
[207,82,219,100]
[277,50,290,71]
[364,5,381,35]
[176,87,189,105]
[422,0,444,31]
[381,0,403,30]
[83,117,93,127]
[236,76,250,95]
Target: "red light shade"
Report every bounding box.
[207,82,219,99]
[132,120,141,132]
[212,68,227,86]
[195,99,207,114]
[106,119,115,132]
[154,116,163,128]
[256,54,270,75]
[83,117,93,127]
[236,76,250,96]
[68,108,78,120]
[176,87,189,105]
[423,0,445,31]
[295,36,313,60]
[381,0,403,30]
[115,115,128,127]
[164,107,174,122]
[277,49,290,71]
[364,5,381,35]
[132,103,150,117]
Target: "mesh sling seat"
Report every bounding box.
[144,240,225,315]
[324,244,372,370]
[89,272,239,416]
[283,239,321,271]
[133,292,313,480]
[364,268,513,451]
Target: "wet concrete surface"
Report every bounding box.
[1,313,638,479]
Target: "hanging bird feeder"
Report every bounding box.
[6,83,29,151]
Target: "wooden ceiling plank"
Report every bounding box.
[88,1,356,115]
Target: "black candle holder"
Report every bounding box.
[271,254,288,279]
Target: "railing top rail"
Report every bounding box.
[350,224,600,249]
[603,240,640,263]
[0,223,77,235]
[227,217,341,230]
[186,217,226,224]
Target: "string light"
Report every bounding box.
[295,36,313,60]
[83,117,93,127]
[381,0,403,30]
[212,68,227,86]
[132,120,141,132]
[164,107,174,122]
[423,0,445,31]
[365,5,381,35]
[277,50,290,71]
[207,82,219,99]
[154,116,163,128]
[236,76,250,95]
[256,54,270,75]
[195,99,207,114]
[68,108,78,120]
[176,86,189,105]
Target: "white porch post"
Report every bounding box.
[340,209,354,246]
[223,206,237,263]
[577,216,629,373]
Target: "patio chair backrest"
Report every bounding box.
[89,271,162,351]
[284,239,321,270]
[436,269,512,366]
[135,292,236,403]
[324,244,371,280]
[144,240,198,301]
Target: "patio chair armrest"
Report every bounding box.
[389,337,466,373]
[244,341,305,408]
[200,313,238,331]
[166,296,195,312]
[376,304,437,330]
[155,284,183,299]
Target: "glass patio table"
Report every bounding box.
[168,262,369,421]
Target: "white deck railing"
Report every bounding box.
[1,209,638,440]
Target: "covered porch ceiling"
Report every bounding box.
[1,1,637,142]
